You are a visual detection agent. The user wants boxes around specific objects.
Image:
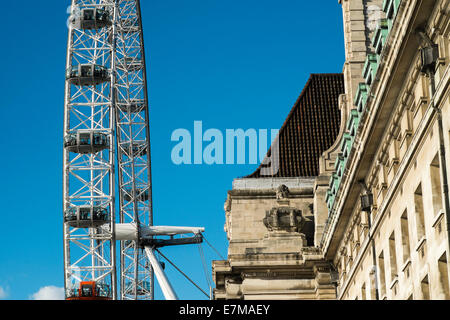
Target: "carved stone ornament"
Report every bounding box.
[263,206,305,233]
[224,197,231,213]
[276,184,290,200]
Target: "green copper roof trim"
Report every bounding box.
[372,19,389,56]
[363,54,378,85]
[334,157,346,180]
[334,153,345,172]
[326,189,334,203]
[346,109,360,131]
[382,0,391,12]
[327,173,340,211]
[347,109,360,140]
[340,132,353,156]
[329,172,340,192]
[327,196,335,211]
[383,0,401,14]
[354,83,369,113]
[384,0,401,31]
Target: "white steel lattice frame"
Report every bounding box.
[63,0,153,300]
[115,0,153,300]
[63,0,118,299]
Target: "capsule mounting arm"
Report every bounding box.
[114,223,205,241]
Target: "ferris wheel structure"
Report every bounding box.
[63,0,205,300]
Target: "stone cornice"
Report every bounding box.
[228,188,313,199]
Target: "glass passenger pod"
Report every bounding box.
[66,281,112,301]
[117,99,145,113]
[64,206,109,228]
[119,57,144,71]
[122,142,148,157]
[123,188,150,202]
[72,8,112,30]
[64,131,109,154]
[66,64,110,86]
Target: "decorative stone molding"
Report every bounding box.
[225,278,242,298]
[319,93,349,175]
[261,185,306,234]
[263,207,305,234]
[223,195,232,240]
[276,184,290,200]
[300,246,322,255]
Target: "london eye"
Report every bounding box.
[63,0,205,300]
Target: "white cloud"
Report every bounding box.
[0,286,8,299]
[30,286,65,300]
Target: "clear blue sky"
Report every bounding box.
[0,0,344,300]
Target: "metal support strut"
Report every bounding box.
[144,247,179,300]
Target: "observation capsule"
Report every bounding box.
[66,281,112,301]
[72,8,112,30]
[64,206,109,228]
[66,64,109,86]
[64,131,109,154]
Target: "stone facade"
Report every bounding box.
[213,179,337,300]
[213,0,450,300]
[322,0,450,300]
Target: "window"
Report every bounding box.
[421,275,430,300]
[79,133,91,145]
[438,253,450,299]
[81,284,93,297]
[414,183,426,240]
[94,134,101,145]
[96,9,108,21]
[389,232,398,280]
[79,207,91,220]
[420,245,425,258]
[378,251,386,297]
[84,9,95,21]
[400,210,411,263]
[361,283,366,300]
[430,153,443,215]
[81,65,92,77]
[70,65,78,77]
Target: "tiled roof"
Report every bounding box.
[246,73,344,178]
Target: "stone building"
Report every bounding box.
[212,74,345,299]
[322,0,450,300]
[213,0,450,300]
